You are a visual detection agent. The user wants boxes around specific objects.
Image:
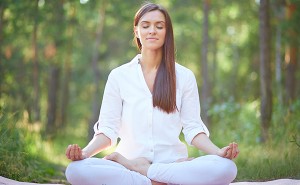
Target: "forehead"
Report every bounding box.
[139,10,166,23]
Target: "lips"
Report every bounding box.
[146,38,158,40]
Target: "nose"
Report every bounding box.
[149,26,156,35]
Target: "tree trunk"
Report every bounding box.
[275,20,283,106]
[88,1,107,140]
[273,0,285,107]
[211,37,218,103]
[46,66,60,135]
[284,3,298,104]
[45,0,65,133]
[200,0,211,128]
[59,7,76,128]
[32,0,40,122]
[230,44,239,100]
[259,0,272,143]
[59,44,72,128]
[0,3,5,98]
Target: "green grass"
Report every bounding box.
[0,100,299,183]
[0,110,67,184]
[207,99,300,181]
[234,142,299,181]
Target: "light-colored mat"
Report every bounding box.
[230,179,300,185]
[0,176,63,185]
[1,176,299,185]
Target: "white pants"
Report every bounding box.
[65,155,237,185]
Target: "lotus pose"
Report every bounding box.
[65,2,239,185]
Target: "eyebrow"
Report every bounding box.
[140,21,165,24]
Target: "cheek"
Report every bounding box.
[160,31,166,40]
[137,30,147,39]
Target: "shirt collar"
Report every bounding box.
[128,54,141,66]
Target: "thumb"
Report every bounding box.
[219,146,230,157]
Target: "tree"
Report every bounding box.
[58,3,76,128]
[259,0,272,142]
[200,0,211,127]
[272,0,285,106]
[46,0,66,135]
[284,1,298,104]
[88,1,107,140]
[0,2,5,97]
[32,0,40,122]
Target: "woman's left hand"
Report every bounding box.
[217,142,239,160]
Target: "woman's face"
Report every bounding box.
[135,10,166,51]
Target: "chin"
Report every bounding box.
[143,45,164,51]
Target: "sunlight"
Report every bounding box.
[38,0,45,7]
[80,0,89,4]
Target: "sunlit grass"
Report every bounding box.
[1,100,299,183]
[0,110,67,183]
[235,142,300,181]
[207,100,300,181]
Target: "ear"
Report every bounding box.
[134,26,139,38]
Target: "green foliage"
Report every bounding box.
[235,142,300,181]
[206,100,300,181]
[1,0,300,183]
[0,108,67,183]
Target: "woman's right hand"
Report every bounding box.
[66,144,85,161]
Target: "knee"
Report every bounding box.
[214,157,237,184]
[65,161,87,185]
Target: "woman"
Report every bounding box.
[65,3,239,185]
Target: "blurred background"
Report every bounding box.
[0,0,299,184]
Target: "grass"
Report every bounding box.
[234,142,300,181]
[0,100,299,183]
[0,110,67,184]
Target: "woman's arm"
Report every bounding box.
[191,133,239,159]
[66,133,111,161]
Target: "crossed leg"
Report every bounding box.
[105,152,166,185]
[65,157,152,185]
[105,152,237,185]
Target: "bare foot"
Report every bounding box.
[151,180,167,185]
[105,152,151,176]
[175,157,194,163]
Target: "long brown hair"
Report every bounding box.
[134,3,176,113]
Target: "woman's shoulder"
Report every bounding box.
[109,55,139,77]
[175,62,195,78]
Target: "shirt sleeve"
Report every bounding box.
[93,69,122,147]
[180,70,210,146]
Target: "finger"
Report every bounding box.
[70,144,76,160]
[234,147,240,158]
[76,146,82,160]
[74,144,79,160]
[232,143,239,158]
[223,146,231,158]
[74,144,81,160]
[231,143,237,159]
[226,143,233,159]
[226,148,232,159]
[234,150,239,158]
[66,145,72,159]
[222,146,230,157]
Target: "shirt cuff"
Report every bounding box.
[185,126,210,146]
[94,127,118,147]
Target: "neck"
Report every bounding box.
[139,49,163,72]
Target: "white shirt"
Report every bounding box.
[94,54,209,163]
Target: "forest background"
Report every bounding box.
[0,0,299,184]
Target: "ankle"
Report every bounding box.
[134,160,150,176]
[151,181,167,185]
